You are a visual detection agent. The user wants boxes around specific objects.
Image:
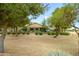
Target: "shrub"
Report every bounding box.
[17,32,21,35]
[7,32,11,35]
[12,32,16,35]
[35,32,38,35]
[22,32,26,35]
[47,32,50,35]
[60,32,69,35]
[52,32,56,35]
[12,32,21,35]
[35,31,43,35]
[39,32,43,35]
[47,31,69,36]
[26,32,30,35]
[47,32,55,35]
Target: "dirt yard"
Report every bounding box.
[2,32,78,56]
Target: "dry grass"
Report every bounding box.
[2,32,79,56]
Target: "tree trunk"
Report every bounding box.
[0,28,7,53]
[72,24,79,37]
[53,26,60,38]
[14,26,18,36]
[0,36,4,53]
[74,28,79,37]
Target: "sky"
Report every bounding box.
[31,3,79,27]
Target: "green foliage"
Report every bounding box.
[0,3,46,38]
[7,32,11,35]
[35,32,39,35]
[41,19,48,32]
[35,30,39,35]
[47,31,56,35]
[47,31,69,35]
[47,32,51,35]
[20,26,27,32]
[39,31,43,35]
[60,32,69,35]
[35,31,43,35]
[68,4,79,27]
[0,3,46,30]
[42,19,47,26]
[47,5,77,37]
[52,6,75,29]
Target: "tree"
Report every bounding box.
[48,5,76,38]
[65,4,79,37]
[41,19,48,32]
[0,3,46,53]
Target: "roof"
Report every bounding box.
[28,23,43,28]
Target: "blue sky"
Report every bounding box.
[31,3,63,23]
[31,3,79,27]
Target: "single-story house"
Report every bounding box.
[26,23,48,32]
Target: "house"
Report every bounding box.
[27,23,47,32]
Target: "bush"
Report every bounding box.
[35,31,43,35]
[17,32,21,34]
[26,32,30,35]
[12,32,21,35]
[35,32,38,35]
[7,32,11,35]
[22,32,26,35]
[51,32,56,35]
[47,32,55,35]
[60,32,69,35]
[47,31,69,36]
[39,32,43,35]
[12,32,16,35]
[47,32,51,35]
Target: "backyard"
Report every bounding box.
[0,3,79,56]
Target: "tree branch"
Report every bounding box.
[71,24,79,29]
[71,24,79,37]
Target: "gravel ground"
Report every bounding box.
[1,32,78,56]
